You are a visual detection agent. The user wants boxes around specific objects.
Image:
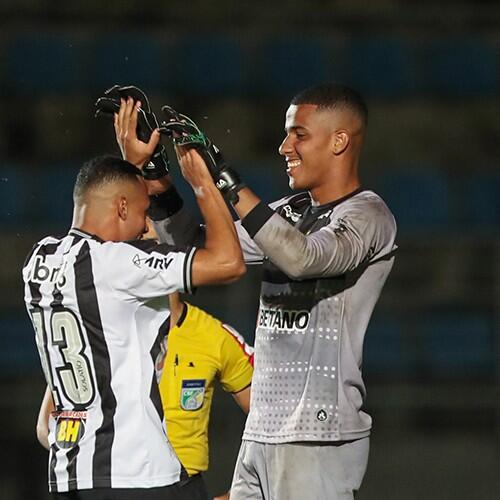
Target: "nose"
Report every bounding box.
[278,134,293,156]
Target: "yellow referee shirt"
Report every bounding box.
[159,303,254,476]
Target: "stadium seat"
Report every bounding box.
[169,35,246,96]
[237,162,291,203]
[420,310,494,379]
[29,165,78,230]
[0,313,40,374]
[363,314,415,378]
[418,37,497,97]
[89,33,166,92]
[451,172,500,227]
[370,168,452,233]
[0,167,27,227]
[254,37,330,97]
[4,32,85,94]
[344,37,414,97]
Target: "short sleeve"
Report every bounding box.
[218,323,254,393]
[96,240,197,299]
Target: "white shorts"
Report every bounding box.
[230,438,370,500]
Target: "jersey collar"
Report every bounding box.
[69,228,105,243]
[309,187,364,214]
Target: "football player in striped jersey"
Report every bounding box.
[24,119,245,498]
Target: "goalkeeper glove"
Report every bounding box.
[95,85,169,180]
[159,105,245,204]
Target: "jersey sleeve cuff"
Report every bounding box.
[183,247,197,294]
[241,202,275,238]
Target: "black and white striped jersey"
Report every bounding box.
[22,228,196,492]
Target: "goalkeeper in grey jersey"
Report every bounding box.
[113,83,396,500]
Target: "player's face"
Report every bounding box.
[122,179,150,241]
[278,104,336,192]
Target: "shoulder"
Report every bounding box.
[178,304,253,359]
[269,191,310,211]
[336,190,396,230]
[218,323,254,367]
[23,235,63,270]
[176,303,224,339]
[89,239,188,264]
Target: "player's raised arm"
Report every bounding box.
[175,146,245,286]
[108,92,206,247]
[96,84,175,197]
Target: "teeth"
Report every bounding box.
[287,160,301,168]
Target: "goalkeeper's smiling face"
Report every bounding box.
[278,104,342,195]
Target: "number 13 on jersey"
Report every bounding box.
[31,306,96,408]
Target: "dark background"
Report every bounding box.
[1,1,499,498]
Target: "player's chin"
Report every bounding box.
[288,174,304,191]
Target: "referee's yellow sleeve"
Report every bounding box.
[218,323,254,393]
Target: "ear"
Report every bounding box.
[332,131,349,155]
[118,196,128,221]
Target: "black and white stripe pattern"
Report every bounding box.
[23,229,190,492]
[74,241,116,488]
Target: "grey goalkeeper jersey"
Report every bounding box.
[153,187,396,443]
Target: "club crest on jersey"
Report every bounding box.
[180,379,206,411]
[316,409,328,422]
[258,307,310,331]
[282,205,301,223]
[133,254,173,270]
[333,217,348,234]
[54,411,87,449]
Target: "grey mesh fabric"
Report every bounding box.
[154,188,397,443]
[239,190,396,442]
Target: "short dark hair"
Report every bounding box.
[291,83,368,126]
[73,155,142,200]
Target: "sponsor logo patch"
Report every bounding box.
[282,205,301,223]
[180,379,206,411]
[258,307,310,331]
[54,411,87,448]
[133,254,173,270]
[30,256,67,287]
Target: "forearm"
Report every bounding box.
[232,187,261,219]
[36,386,54,451]
[192,180,245,285]
[144,175,172,196]
[152,210,205,247]
[241,202,363,279]
[148,185,206,246]
[232,386,251,414]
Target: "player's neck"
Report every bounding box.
[72,208,117,242]
[309,172,360,206]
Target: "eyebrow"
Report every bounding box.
[286,125,308,133]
